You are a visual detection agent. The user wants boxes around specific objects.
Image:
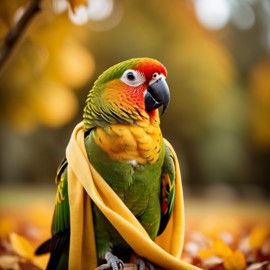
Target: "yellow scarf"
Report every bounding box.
[66,122,201,270]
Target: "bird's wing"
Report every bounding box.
[158,143,176,235]
[36,159,70,270]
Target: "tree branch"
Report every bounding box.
[0,0,42,74]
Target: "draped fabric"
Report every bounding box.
[66,122,201,270]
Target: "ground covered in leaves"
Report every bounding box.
[0,188,269,270]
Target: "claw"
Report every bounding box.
[147,262,155,270]
[104,251,124,270]
[136,257,155,270]
[136,258,145,270]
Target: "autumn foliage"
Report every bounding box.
[0,199,269,269]
[0,0,270,269]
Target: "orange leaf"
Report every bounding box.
[223,250,246,270]
[213,239,232,257]
[198,248,214,259]
[249,224,270,250]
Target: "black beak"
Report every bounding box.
[144,78,170,115]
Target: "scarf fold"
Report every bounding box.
[66,122,201,270]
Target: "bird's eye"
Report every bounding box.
[153,72,159,79]
[127,72,136,81]
[120,69,146,87]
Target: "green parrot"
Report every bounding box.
[36,58,176,270]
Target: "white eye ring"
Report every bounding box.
[120,69,146,87]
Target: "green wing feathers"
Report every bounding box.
[158,144,176,235]
[35,159,70,270]
[52,159,70,235]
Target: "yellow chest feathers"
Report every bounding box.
[92,123,163,164]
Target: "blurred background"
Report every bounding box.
[0,0,270,203]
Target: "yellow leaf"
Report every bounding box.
[213,239,232,257]
[9,233,34,261]
[249,224,270,250]
[198,248,214,259]
[223,250,246,270]
[33,253,50,269]
[67,0,88,11]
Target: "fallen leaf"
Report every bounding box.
[0,255,20,270]
[198,248,214,259]
[9,233,34,261]
[32,253,50,270]
[223,250,246,270]
[246,261,270,270]
[249,224,270,250]
[213,239,233,257]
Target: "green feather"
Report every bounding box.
[96,58,147,85]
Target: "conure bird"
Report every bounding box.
[36,58,176,270]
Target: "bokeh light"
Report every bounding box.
[67,0,114,25]
[231,1,255,30]
[194,0,231,30]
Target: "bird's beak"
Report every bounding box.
[144,77,170,115]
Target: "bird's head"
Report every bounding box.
[83,58,170,130]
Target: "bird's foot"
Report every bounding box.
[136,257,155,270]
[104,251,124,270]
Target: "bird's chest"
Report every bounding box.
[86,124,164,240]
[92,123,163,165]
